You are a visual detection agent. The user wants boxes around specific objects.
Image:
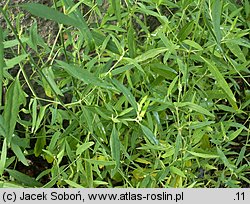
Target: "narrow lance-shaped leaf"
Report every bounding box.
[34,128,47,157]
[76,142,94,155]
[174,102,215,117]
[20,2,120,53]
[41,67,63,97]
[111,0,122,25]
[226,42,246,62]
[20,3,79,27]
[0,26,3,107]
[170,166,186,177]
[236,146,246,167]
[0,138,7,176]
[6,169,43,187]
[84,159,116,166]
[20,3,94,49]
[201,57,238,110]
[112,79,138,112]
[135,48,168,62]
[110,124,120,175]
[56,60,116,90]
[127,21,136,58]
[211,0,222,43]
[29,20,38,52]
[187,150,219,159]
[3,79,22,143]
[5,54,29,69]
[64,180,83,188]
[217,147,236,171]
[140,124,159,145]
[85,149,93,187]
[173,132,182,161]
[177,21,195,41]
[0,26,4,107]
[11,143,29,166]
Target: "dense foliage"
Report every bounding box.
[0,0,249,187]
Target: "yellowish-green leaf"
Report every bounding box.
[84,159,116,166]
[135,48,168,62]
[64,180,83,188]
[183,39,203,50]
[170,166,186,177]
[76,142,94,155]
[228,128,244,141]
[174,102,215,117]
[187,150,219,159]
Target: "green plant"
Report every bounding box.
[0,0,249,188]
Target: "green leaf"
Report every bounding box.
[65,140,74,162]
[56,60,115,90]
[211,0,222,43]
[6,169,42,187]
[92,31,120,54]
[34,105,49,133]
[173,133,182,161]
[110,124,120,175]
[201,57,238,109]
[3,37,29,48]
[20,3,94,50]
[41,67,64,97]
[183,39,203,50]
[76,142,94,155]
[0,26,3,107]
[140,124,159,145]
[177,21,195,41]
[3,79,22,143]
[11,143,29,166]
[226,42,246,62]
[217,147,236,171]
[0,181,23,188]
[0,138,7,176]
[174,102,215,117]
[135,48,168,62]
[150,63,177,80]
[34,129,46,157]
[170,166,186,177]
[111,0,121,25]
[85,150,93,187]
[0,116,6,137]
[84,159,116,166]
[167,76,178,97]
[236,146,246,167]
[64,180,83,188]
[127,21,136,58]
[228,128,244,141]
[31,99,37,133]
[187,150,219,159]
[20,3,78,27]
[112,79,138,112]
[29,21,38,51]
[48,132,60,152]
